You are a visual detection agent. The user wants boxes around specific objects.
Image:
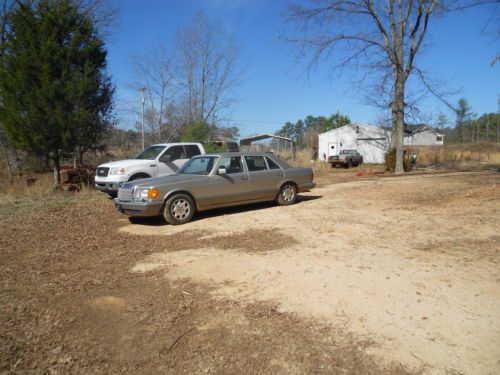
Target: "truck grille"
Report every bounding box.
[96,167,110,177]
[118,188,133,202]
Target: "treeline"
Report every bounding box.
[0,2,242,185]
[73,122,236,167]
[275,111,350,149]
[273,99,500,149]
[442,98,500,144]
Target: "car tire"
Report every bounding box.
[276,183,297,206]
[107,191,117,198]
[163,194,195,225]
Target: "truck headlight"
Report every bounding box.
[110,167,125,175]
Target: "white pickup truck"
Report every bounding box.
[95,142,205,197]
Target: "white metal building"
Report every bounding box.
[318,123,390,164]
[404,125,444,146]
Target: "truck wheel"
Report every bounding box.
[277,183,297,206]
[129,173,150,181]
[163,194,195,225]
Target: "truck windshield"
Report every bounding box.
[134,146,166,160]
[179,156,218,175]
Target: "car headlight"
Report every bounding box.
[134,187,159,201]
[110,167,125,175]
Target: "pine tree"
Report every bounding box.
[0,0,114,186]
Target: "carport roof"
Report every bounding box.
[239,133,293,146]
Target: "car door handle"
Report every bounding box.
[241,176,248,180]
[277,173,283,177]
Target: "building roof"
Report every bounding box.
[318,122,382,137]
[404,124,444,136]
[404,124,429,134]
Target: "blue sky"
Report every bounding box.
[107,0,500,137]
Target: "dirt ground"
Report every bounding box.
[1,170,499,374]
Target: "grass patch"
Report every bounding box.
[0,172,103,218]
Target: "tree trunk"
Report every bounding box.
[392,68,405,174]
[0,126,21,181]
[78,147,85,167]
[53,150,61,189]
[0,138,13,182]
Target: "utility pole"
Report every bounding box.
[486,114,489,142]
[497,118,499,144]
[139,87,146,150]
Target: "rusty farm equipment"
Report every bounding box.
[59,166,95,192]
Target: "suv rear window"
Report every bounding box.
[164,145,186,161]
[185,145,201,158]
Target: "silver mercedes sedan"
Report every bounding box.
[114,152,316,225]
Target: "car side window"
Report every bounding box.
[219,156,243,174]
[185,145,201,158]
[163,145,186,161]
[245,156,268,172]
[266,157,281,170]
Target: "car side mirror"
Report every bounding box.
[160,154,171,163]
[218,168,226,175]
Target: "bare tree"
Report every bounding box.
[131,45,180,143]
[76,0,120,39]
[284,0,499,173]
[175,12,241,126]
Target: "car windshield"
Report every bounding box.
[134,145,166,160]
[179,156,218,175]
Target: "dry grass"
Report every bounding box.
[407,142,500,166]
[281,149,385,172]
[283,143,500,171]
[279,150,331,172]
[0,172,99,217]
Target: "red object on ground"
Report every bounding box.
[355,171,385,177]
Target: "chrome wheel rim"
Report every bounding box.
[171,199,190,220]
[281,185,295,202]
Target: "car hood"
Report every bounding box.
[122,173,206,189]
[97,159,153,169]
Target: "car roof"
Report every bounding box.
[149,142,201,147]
[195,152,292,168]
[199,152,273,157]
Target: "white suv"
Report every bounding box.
[95,143,205,197]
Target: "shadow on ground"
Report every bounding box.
[127,194,323,226]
